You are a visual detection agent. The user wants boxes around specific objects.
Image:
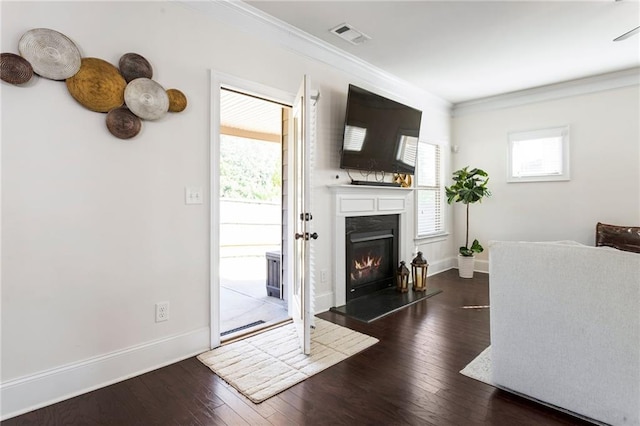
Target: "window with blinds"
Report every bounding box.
[508,126,570,182]
[416,142,444,238]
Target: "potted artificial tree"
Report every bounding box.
[445,166,491,278]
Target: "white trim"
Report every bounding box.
[437,256,487,275]
[0,327,209,421]
[314,291,335,314]
[474,258,489,274]
[210,69,221,350]
[414,232,450,244]
[452,67,640,117]
[428,257,456,277]
[177,0,450,113]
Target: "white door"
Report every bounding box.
[291,75,315,354]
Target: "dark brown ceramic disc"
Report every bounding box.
[1,52,34,84]
[18,28,81,80]
[66,57,127,112]
[119,53,153,83]
[106,107,142,139]
[166,88,187,112]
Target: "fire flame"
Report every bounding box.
[350,255,383,281]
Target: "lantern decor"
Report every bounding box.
[396,261,410,293]
[411,251,429,292]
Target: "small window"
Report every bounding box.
[508,126,570,182]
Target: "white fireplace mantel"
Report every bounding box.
[329,185,412,307]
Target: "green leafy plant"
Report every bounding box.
[445,167,491,256]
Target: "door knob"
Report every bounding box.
[295,232,318,240]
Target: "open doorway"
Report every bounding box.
[218,88,291,341]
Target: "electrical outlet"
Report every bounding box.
[155,302,169,322]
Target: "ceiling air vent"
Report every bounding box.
[330,23,371,45]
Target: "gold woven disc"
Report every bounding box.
[167,88,187,112]
[66,57,126,113]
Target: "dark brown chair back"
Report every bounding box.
[596,222,640,254]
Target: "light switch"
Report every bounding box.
[185,186,203,205]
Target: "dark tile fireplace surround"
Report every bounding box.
[346,214,399,302]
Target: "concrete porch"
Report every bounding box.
[219,255,289,340]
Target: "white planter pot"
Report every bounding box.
[457,255,475,278]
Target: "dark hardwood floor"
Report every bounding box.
[4,269,592,425]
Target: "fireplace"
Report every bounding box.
[329,185,410,308]
[346,214,399,301]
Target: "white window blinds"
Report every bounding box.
[416,142,443,237]
[508,126,570,182]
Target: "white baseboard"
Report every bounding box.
[0,327,210,421]
[428,257,457,276]
[314,290,335,314]
[446,256,489,275]
[474,258,489,274]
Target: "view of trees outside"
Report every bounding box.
[220,134,281,202]
[219,134,282,270]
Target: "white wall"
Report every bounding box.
[451,85,640,269]
[0,1,451,417]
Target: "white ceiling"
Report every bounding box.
[245,0,640,104]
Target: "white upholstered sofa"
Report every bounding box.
[489,241,640,426]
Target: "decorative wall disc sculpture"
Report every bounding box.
[1,52,34,85]
[106,106,142,139]
[124,78,169,120]
[167,88,187,112]
[119,53,153,83]
[18,28,81,80]
[66,57,127,113]
[5,27,188,140]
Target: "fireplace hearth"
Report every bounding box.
[346,214,398,302]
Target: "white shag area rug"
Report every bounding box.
[459,347,607,425]
[460,346,493,385]
[197,318,378,403]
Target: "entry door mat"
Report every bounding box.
[330,287,442,323]
[197,318,378,403]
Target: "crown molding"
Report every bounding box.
[452,67,640,117]
[177,0,451,112]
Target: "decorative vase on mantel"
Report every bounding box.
[457,255,475,279]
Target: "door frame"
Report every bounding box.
[210,70,295,349]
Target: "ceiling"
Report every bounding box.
[245,0,640,104]
[220,89,283,139]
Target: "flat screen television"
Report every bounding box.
[340,84,422,175]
